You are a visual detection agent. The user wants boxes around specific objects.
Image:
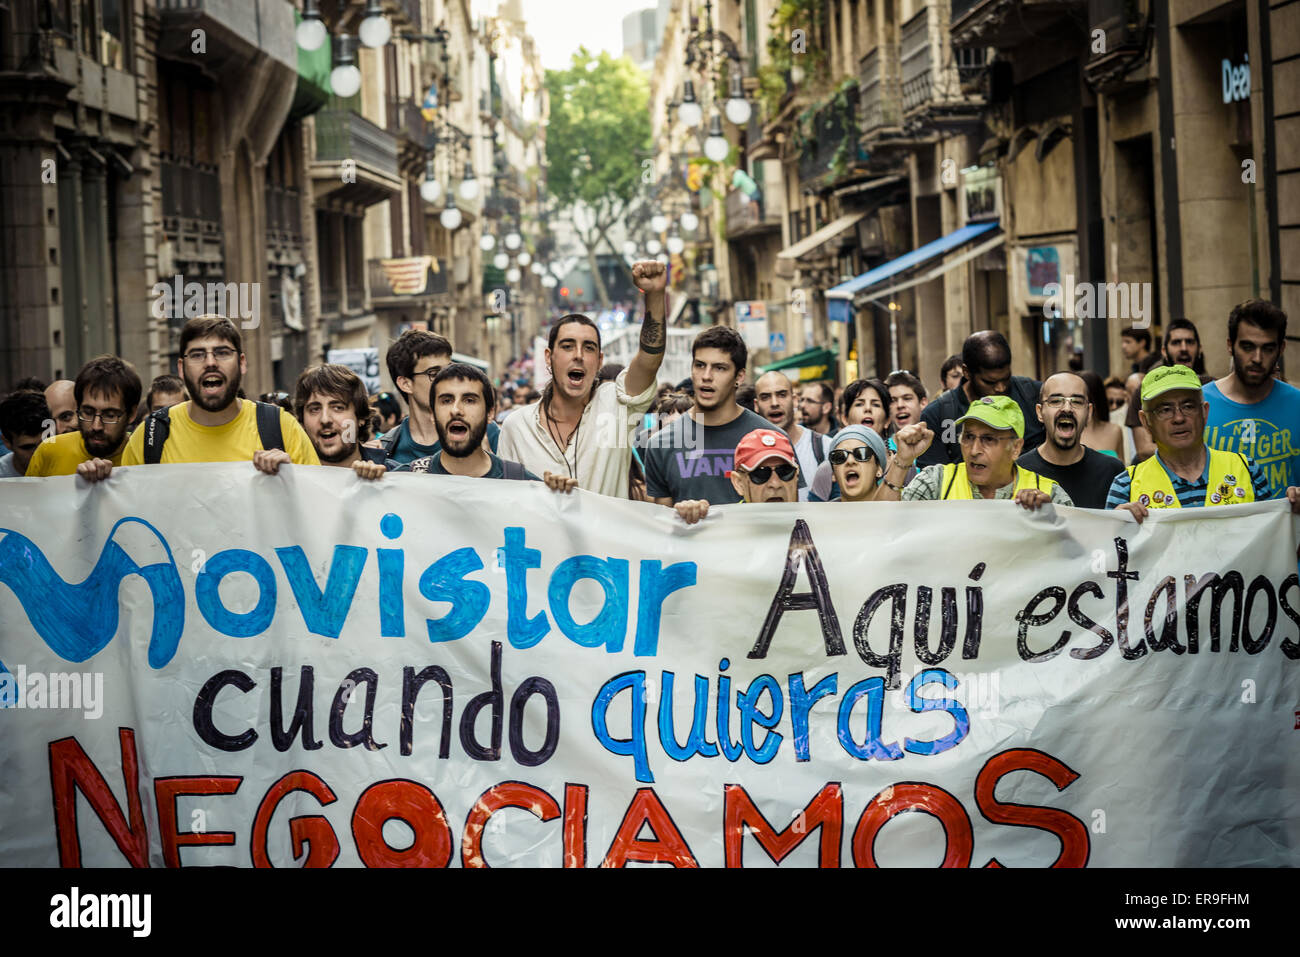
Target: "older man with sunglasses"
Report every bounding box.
[674,429,801,524]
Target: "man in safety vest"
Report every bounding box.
[901,394,1073,509]
[1106,363,1300,521]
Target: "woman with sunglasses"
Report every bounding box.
[826,423,931,502]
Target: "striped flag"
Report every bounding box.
[380,256,435,295]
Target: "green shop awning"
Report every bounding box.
[758,346,838,380]
[289,11,332,121]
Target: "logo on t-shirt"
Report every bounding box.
[674,449,735,478]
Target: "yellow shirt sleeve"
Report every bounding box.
[280,410,321,465]
[122,423,145,466]
[25,438,54,476]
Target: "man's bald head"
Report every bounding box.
[44,379,77,434]
[1040,371,1088,403]
[1037,371,1090,452]
[753,370,797,430]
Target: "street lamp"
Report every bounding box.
[517,251,532,266]
[646,238,662,255]
[724,72,752,126]
[703,114,730,162]
[504,230,522,250]
[493,252,510,270]
[420,159,442,204]
[458,162,479,201]
[479,233,496,252]
[329,35,362,98]
[678,79,703,128]
[530,261,545,275]
[650,214,668,234]
[666,230,685,256]
[296,0,327,51]
[506,266,522,283]
[680,211,700,232]
[622,240,637,257]
[440,195,462,231]
[358,0,391,48]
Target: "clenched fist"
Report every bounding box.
[892,422,934,467]
[632,260,667,295]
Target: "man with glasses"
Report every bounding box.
[1106,364,1298,520]
[673,429,800,524]
[1017,372,1124,508]
[26,355,142,476]
[903,395,1072,508]
[73,316,318,481]
[43,379,78,435]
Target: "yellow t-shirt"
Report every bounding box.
[26,431,125,476]
[122,400,320,466]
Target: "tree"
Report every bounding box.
[545,48,650,307]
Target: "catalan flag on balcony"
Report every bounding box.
[420,84,439,123]
[380,256,436,295]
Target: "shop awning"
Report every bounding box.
[758,346,838,379]
[777,211,868,261]
[824,222,1003,322]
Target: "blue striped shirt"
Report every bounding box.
[1105,451,1271,510]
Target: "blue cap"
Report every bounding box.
[830,424,888,470]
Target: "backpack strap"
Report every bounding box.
[255,401,285,453]
[380,424,402,455]
[361,445,389,465]
[500,459,529,481]
[142,406,172,465]
[811,432,826,465]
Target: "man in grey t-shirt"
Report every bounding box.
[645,325,780,506]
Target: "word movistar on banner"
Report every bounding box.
[0,465,1297,867]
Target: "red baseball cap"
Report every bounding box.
[730,429,797,476]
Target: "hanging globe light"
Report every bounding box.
[724,72,753,126]
[358,0,391,48]
[329,35,362,99]
[517,251,532,266]
[531,261,545,275]
[541,274,558,288]
[704,114,730,163]
[650,214,668,234]
[479,233,496,252]
[457,162,479,201]
[493,251,510,270]
[296,0,327,51]
[440,195,462,230]
[680,211,700,232]
[506,267,522,283]
[678,79,703,129]
[646,238,662,255]
[667,235,685,255]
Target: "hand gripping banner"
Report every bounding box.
[1,464,1297,867]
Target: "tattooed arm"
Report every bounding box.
[627,260,668,397]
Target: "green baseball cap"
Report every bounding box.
[1141,364,1203,403]
[955,395,1025,437]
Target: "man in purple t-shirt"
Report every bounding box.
[645,325,780,505]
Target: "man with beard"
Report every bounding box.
[885,371,926,430]
[798,382,835,435]
[294,363,389,479]
[1202,300,1300,499]
[401,364,575,492]
[753,370,830,501]
[1016,372,1124,508]
[27,355,141,476]
[918,330,1044,467]
[645,325,775,506]
[84,316,317,480]
[44,379,78,435]
[1162,318,1208,377]
[1107,364,1292,519]
[498,261,665,496]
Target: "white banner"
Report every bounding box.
[1,465,1297,867]
[326,348,381,394]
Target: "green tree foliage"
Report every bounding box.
[545,48,650,305]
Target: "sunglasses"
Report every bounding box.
[743,463,797,484]
[829,446,878,467]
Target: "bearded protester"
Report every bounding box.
[26,355,141,476]
[753,370,830,501]
[1017,372,1125,509]
[294,363,389,480]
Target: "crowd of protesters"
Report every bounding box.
[2,263,1298,524]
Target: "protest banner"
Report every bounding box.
[1,464,1297,867]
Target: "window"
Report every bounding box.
[101,0,129,70]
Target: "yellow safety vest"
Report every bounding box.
[1127,448,1255,508]
[940,462,1058,500]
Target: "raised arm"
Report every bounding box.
[626,260,668,397]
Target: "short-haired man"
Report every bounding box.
[1162,318,1207,376]
[940,356,964,392]
[76,316,319,482]
[674,428,799,524]
[798,381,835,435]
[1120,325,1152,373]
[1017,372,1124,509]
[294,363,388,479]
[498,261,666,496]
[918,330,1044,467]
[146,374,188,414]
[44,379,77,435]
[401,363,574,493]
[27,355,142,476]
[0,390,50,477]
[645,324,775,506]
[1107,364,1300,520]
[904,395,1072,509]
[1202,300,1300,500]
[885,370,926,429]
[754,370,830,501]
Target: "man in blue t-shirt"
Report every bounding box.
[1202,299,1300,499]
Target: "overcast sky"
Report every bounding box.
[519,0,660,71]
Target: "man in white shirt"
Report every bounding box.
[497,261,666,497]
[753,370,830,501]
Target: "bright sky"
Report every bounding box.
[518,0,660,71]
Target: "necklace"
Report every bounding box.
[543,398,582,479]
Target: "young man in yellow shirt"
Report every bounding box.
[77,315,318,483]
[26,355,142,476]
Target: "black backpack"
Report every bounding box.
[142,401,284,464]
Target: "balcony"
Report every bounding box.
[368,257,449,306]
[265,182,303,264]
[311,109,403,208]
[726,189,780,239]
[900,8,985,131]
[797,85,870,186]
[952,0,1086,49]
[156,0,295,77]
[1084,0,1150,93]
[859,47,902,140]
